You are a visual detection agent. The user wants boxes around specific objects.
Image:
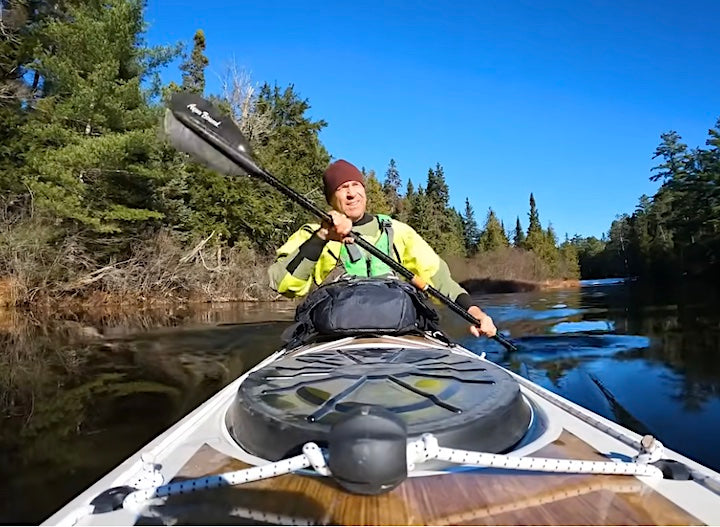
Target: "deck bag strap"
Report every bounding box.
[282,278,446,347]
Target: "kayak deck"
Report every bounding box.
[151,430,701,526]
[44,335,720,526]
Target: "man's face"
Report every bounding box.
[331,180,367,221]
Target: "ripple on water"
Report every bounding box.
[491,306,584,322]
[550,320,615,333]
[504,334,651,362]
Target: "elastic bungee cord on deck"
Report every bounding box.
[64,433,666,524]
[129,433,664,512]
[57,386,720,527]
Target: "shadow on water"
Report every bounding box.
[2,278,720,523]
[0,303,295,524]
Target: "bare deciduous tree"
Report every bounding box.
[216,59,274,144]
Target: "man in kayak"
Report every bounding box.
[268,159,497,338]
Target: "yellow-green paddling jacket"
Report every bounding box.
[268,213,473,308]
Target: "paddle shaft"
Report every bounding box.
[173,111,517,352]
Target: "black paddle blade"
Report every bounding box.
[163,92,254,176]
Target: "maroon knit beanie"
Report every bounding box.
[323,159,365,202]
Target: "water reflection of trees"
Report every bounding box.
[0,306,290,523]
[581,283,720,411]
[1,318,179,471]
[501,283,720,416]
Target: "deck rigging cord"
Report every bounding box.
[114,433,664,514]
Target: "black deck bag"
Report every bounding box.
[282,278,448,348]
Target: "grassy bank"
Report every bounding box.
[0,220,280,308]
[1,220,580,308]
[446,247,581,294]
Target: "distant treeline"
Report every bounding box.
[1,1,580,306]
[570,124,720,281]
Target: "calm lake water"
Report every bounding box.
[2,278,720,524]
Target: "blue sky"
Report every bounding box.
[144,0,720,239]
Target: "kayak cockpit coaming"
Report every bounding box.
[226,337,535,462]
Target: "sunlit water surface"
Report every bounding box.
[2,279,719,523]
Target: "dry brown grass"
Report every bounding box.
[0,215,582,307]
[446,247,580,294]
[0,217,281,307]
[63,230,280,305]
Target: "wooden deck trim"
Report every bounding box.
[137,430,703,526]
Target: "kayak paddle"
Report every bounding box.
[163,92,518,353]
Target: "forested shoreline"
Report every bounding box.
[572,126,720,281]
[1,1,716,309]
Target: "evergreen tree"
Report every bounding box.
[406,179,415,198]
[502,220,510,246]
[189,83,330,248]
[525,193,544,252]
[649,131,696,271]
[397,179,415,223]
[447,207,467,255]
[0,0,33,197]
[19,0,181,235]
[461,198,480,255]
[410,165,463,255]
[478,208,509,252]
[406,184,463,256]
[628,194,652,275]
[365,169,391,215]
[426,163,449,208]
[650,131,689,183]
[513,216,526,247]
[607,216,632,277]
[382,158,402,214]
[541,224,560,273]
[527,193,541,234]
[180,29,208,94]
[0,1,38,105]
[408,186,429,232]
[558,238,580,279]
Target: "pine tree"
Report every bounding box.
[525,193,544,252]
[649,131,696,269]
[19,0,182,234]
[426,163,449,208]
[365,169,391,215]
[461,198,480,255]
[397,179,415,223]
[478,208,509,251]
[189,82,330,247]
[382,158,402,214]
[513,216,526,247]
[650,131,689,183]
[180,29,209,94]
